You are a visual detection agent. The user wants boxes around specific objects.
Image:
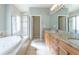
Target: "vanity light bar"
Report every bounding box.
[50,4,58,11]
[50,4,64,11]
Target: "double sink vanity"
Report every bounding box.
[44,29,79,55]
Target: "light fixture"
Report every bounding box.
[50,4,58,11]
[50,4,64,11]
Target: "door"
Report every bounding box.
[32,16,40,39]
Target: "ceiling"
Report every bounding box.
[14,4,79,13]
[14,4,53,12]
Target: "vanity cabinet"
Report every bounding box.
[59,40,69,55]
[44,31,59,54]
[59,40,79,55]
[50,34,59,54]
[59,46,68,55]
[44,31,79,55]
[44,32,50,47]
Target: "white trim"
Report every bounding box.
[57,15,68,20]
[30,15,42,40]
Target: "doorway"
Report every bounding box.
[32,16,40,39]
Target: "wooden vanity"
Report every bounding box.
[44,31,79,55]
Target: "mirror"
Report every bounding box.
[56,4,79,40]
[58,16,66,31]
[68,16,79,34]
[68,17,76,34]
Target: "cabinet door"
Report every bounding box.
[50,35,59,54]
[59,46,68,55]
[44,32,50,47]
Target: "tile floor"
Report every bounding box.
[17,39,52,55]
[26,39,52,55]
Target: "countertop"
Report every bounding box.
[45,30,79,49]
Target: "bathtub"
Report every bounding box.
[0,36,22,55]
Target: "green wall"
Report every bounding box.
[49,8,68,31]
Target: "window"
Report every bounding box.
[11,16,21,35]
[76,16,79,34]
[68,17,76,33]
[16,16,21,33]
[11,15,29,37]
[11,16,16,35]
[22,16,29,37]
[72,17,75,31]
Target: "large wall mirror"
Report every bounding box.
[68,16,79,34]
[57,4,79,40]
